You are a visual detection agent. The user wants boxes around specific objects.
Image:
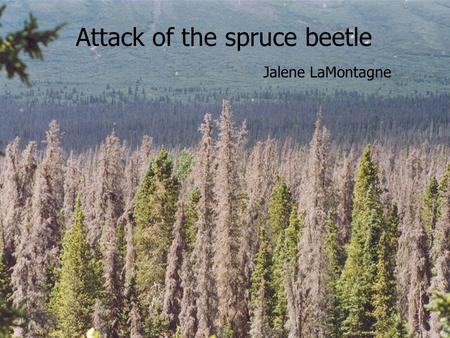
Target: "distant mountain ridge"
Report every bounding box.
[2,0,450,95]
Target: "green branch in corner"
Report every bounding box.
[0,4,64,86]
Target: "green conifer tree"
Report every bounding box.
[184,188,200,254]
[134,149,179,333]
[268,177,294,240]
[0,249,24,337]
[337,145,385,337]
[421,176,440,251]
[277,205,303,337]
[324,209,341,338]
[268,177,294,336]
[50,197,99,337]
[250,228,274,337]
[372,205,405,337]
[428,292,450,337]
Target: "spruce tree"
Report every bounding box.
[214,101,247,336]
[63,154,83,227]
[429,168,450,336]
[11,120,64,337]
[250,228,274,338]
[191,113,217,338]
[0,249,23,337]
[421,176,440,253]
[324,210,341,338]
[396,153,431,336]
[372,205,404,338]
[163,207,187,336]
[428,292,450,337]
[134,148,179,331]
[284,206,303,338]
[50,197,98,337]
[268,177,294,241]
[119,205,144,338]
[179,255,197,338]
[296,112,335,337]
[336,150,356,255]
[0,137,21,268]
[95,132,125,338]
[337,145,385,337]
[268,177,294,337]
[184,188,200,254]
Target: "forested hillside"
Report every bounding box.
[1,89,450,151]
[2,0,450,95]
[0,102,449,337]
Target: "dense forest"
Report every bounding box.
[1,88,450,150]
[0,101,449,337]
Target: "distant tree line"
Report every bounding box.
[0,88,449,151]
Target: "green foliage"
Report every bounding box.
[268,177,297,336]
[268,177,294,240]
[174,149,195,182]
[324,209,341,338]
[50,197,99,338]
[285,205,303,263]
[440,165,450,194]
[422,176,440,250]
[0,5,64,85]
[184,188,200,253]
[372,206,401,338]
[250,229,274,317]
[221,323,234,338]
[272,206,303,336]
[337,145,385,337]
[134,149,179,311]
[0,251,12,309]
[0,250,25,338]
[145,302,169,338]
[116,221,126,274]
[427,292,450,338]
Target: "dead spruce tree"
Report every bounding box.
[296,112,335,337]
[191,113,218,338]
[93,132,126,338]
[214,101,247,337]
[0,137,21,268]
[63,152,83,227]
[119,203,144,338]
[428,166,450,337]
[12,121,64,337]
[242,140,277,286]
[163,207,187,336]
[396,152,431,336]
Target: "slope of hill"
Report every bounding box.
[2,0,450,96]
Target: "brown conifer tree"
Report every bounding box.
[12,121,64,336]
[179,255,198,338]
[95,132,125,338]
[296,112,335,337]
[214,100,247,336]
[163,207,187,335]
[0,137,21,268]
[429,168,450,336]
[191,113,218,338]
[396,153,430,336]
[63,152,83,227]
